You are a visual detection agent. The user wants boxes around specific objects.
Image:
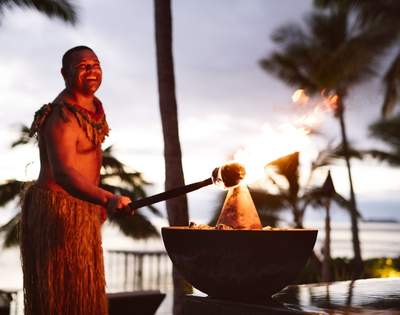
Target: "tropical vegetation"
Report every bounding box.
[259,0,400,277]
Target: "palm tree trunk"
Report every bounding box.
[154,1,189,314]
[336,95,363,277]
[322,200,332,282]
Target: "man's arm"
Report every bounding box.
[44,108,114,207]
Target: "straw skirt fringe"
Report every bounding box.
[20,185,108,315]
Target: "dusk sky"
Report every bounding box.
[1,0,399,222]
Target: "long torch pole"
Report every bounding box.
[128,177,213,210]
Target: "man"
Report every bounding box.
[21,46,131,315]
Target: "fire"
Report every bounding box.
[292,89,309,105]
[291,89,338,132]
[229,88,338,186]
[232,121,317,185]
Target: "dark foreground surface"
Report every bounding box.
[184,278,400,315]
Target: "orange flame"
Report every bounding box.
[291,88,339,132]
[232,121,317,185]
[292,89,309,105]
[224,88,337,186]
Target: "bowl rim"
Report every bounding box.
[162,226,318,232]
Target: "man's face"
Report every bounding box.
[63,49,102,95]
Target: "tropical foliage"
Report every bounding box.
[0,0,77,25]
[258,0,400,274]
[368,114,400,166]
[314,0,400,118]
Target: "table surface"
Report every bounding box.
[273,277,400,314]
[185,278,400,315]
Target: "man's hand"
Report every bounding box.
[106,195,133,218]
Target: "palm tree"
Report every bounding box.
[368,114,400,166]
[0,0,77,25]
[266,152,303,227]
[315,0,400,118]
[0,125,160,247]
[154,1,189,314]
[266,151,354,281]
[259,2,399,276]
[265,151,352,227]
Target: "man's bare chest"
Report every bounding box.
[76,132,102,157]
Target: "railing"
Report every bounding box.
[0,290,18,315]
[105,250,173,293]
[0,250,173,315]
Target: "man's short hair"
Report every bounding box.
[62,46,94,69]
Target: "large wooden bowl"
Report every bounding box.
[162,227,317,301]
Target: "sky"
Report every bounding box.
[0,0,399,223]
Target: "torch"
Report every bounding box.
[127,162,245,212]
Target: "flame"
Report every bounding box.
[223,88,338,186]
[322,91,339,112]
[232,121,317,185]
[292,89,309,105]
[291,88,339,132]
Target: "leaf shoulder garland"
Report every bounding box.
[29,100,109,146]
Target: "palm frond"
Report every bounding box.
[0,180,25,207]
[263,2,399,96]
[0,212,20,248]
[102,146,126,172]
[330,142,364,160]
[381,52,400,118]
[10,124,33,148]
[260,53,319,93]
[109,213,159,239]
[249,188,287,227]
[266,152,300,200]
[311,141,338,170]
[369,115,400,148]
[249,188,287,211]
[332,192,361,217]
[363,149,400,166]
[351,0,400,30]
[0,0,77,24]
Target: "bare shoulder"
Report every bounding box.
[42,99,79,139]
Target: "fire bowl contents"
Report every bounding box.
[162,227,318,301]
[189,221,278,230]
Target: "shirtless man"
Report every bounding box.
[20,46,131,315]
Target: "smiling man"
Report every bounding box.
[20,46,131,315]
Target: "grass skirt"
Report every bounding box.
[20,185,108,315]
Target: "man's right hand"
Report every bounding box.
[106,195,133,218]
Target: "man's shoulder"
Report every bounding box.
[29,101,77,138]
